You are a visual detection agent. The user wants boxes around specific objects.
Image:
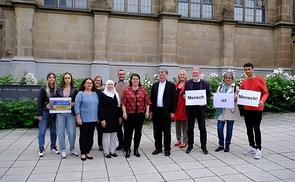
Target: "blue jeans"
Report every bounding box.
[217,120,234,147]
[38,111,57,149]
[56,113,77,151]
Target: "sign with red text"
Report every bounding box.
[237,90,261,107]
[213,93,234,108]
[185,90,207,106]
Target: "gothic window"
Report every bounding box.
[234,0,265,23]
[44,0,87,9]
[178,0,213,19]
[113,0,152,14]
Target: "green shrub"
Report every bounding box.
[0,74,17,85]
[37,78,45,85]
[264,68,295,112]
[0,98,38,129]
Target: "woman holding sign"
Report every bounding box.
[56,73,79,158]
[214,71,241,153]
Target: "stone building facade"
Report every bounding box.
[0,0,294,81]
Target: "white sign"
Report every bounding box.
[213,93,234,108]
[49,97,72,113]
[237,89,261,107]
[185,90,207,106]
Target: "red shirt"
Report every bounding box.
[241,76,269,111]
[121,86,151,114]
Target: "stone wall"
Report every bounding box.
[177,23,221,66]
[107,18,159,64]
[0,0,294,81]
[34,13,94,61]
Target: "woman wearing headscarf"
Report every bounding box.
[99,80,122,158]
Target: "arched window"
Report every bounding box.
[44,0,87,9]
[113,0,152,14]
[234,0,265,23]
[178,0,213,19]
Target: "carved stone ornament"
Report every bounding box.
[222,3,234,20]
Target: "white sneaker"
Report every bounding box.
[70,149,79,157]
[244,147,256,155]
[51,146,60,155]
[254,149,262,159]
[61,151,67,158]
[38,150,44,157]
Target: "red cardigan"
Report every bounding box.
[121,86,151,114]
[173,82,187,121]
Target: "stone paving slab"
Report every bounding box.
[0,113,295,182]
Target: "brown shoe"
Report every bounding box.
[179,142,188,148]
[99,145,103,151]
[174,141,181,146]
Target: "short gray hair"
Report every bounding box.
[158,68,168,74]
[192,67,201,73]
[224,71,234,80]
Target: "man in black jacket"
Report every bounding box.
[184,67,210,154]
[150,69,176,156]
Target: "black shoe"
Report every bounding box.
[134,150,141,157]
[110,153,118,157]
[116,144,124,151]
[215,146,224,152]
[186,147,194,154]
[81,154,86,161]
[165,151,170,156]
[86,154,93,159]
[224,146,230,152]
[81,157,86,161]
[105,154,112,158]
[125,150,130,158]
[152,149,162,155]
[202,148,208,154]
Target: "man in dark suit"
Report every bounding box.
[184,67,210,154]
[150,69,176,156]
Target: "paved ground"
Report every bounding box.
[0,113,295,182]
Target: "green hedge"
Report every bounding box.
[0,99,38,129]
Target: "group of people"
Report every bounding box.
[37,62,268,161]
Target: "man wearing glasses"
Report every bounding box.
[114,69,129,150]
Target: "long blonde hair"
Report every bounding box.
[45,72,57,98]
[177,70,188,82]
